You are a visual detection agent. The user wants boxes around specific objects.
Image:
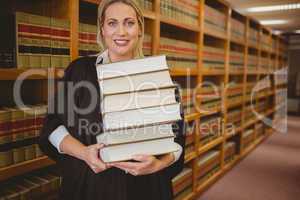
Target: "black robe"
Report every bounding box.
[38,56,185,200]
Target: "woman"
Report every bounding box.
[39,0,185,199]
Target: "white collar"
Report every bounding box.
[95,49,110,66]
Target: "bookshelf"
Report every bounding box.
[0,0,288,199]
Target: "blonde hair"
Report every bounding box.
[97,0,145,58]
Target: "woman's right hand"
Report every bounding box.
[82,143,108,173]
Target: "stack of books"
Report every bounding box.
[160,36,198,69]
[134,0,153,11]
[0,105,47,168]
[204,5,226,35]
[227,83,243,107]
[248,54,258,71]
[248,28,259,47]
[96,56,182,162]
[203,46,225,70]
[231,18,245,42]
[0,11,70,69]
[199,115,221,145]
[242,129,255,149]
[230,51,244,71]
[196,150,221,185]
[0,170,61,199]
[224,141,236,164]
[172,167,193,200]
[245,82,256,102]
[160,0,199,26]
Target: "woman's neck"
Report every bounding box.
[108,51,134,63]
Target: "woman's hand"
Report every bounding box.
[109,153,175,176]
[82,143,109,173]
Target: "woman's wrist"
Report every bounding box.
[157,153,175,171]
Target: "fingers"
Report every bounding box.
[111,162,138,171]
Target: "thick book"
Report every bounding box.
[97,123,175,145]
[99,70,174,96]
[100,137,180,163]
[101,86,178,114]
[102,103,181,131]
[97,55,168,80]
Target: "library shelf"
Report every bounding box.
[227,100,243,109]
[204,29,228,41]
[143,10,157,20]
[223,156,239,172]
[0,68,60,80]
[201,68,226,76]
[225,127,243,140]
[0,156,55,182]
[230,38,246,46]
[228,69,244,75]
[196,170,223,195]
[198,137,223,155]
[184,151,197,164]
[169,67,198,76]
[243,118,259,129]
[160,16,200,33]
[185,113,201,122]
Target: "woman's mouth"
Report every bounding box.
[114,39,130,46]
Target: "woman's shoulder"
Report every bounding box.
[63,56,98,80]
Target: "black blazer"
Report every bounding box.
[39,56,185,200]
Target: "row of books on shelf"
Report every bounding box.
[248,28,259,47]
[160,0,200,26]
[0,168,60,199]
[203,46,225,70]
[241,128,255,149]
[133,0,153,11]
[160,36,198,69]
[261,33,272,52]
[2,12,71,69]
[0,11,153,69]
[204,5,226,35]
[230,51,244,70]
[173,141,236,200]
[230,18,245,42]
[0,104,47,168]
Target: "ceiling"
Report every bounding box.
[226,0,300,33]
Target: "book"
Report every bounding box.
[101,86,178,114]
[103,103,181,131]
[100,137,180,163]
[97,123,175,145]
[97,55,168,80]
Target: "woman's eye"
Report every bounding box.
[108,21,116,27]
[127,21,135,27]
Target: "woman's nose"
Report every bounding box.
[116,24,126,35]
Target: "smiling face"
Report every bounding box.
[101,2,141,62]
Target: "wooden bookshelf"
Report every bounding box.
[0,156,55,182]
[0,0,288,199]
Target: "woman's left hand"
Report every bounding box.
[108,153,174,176]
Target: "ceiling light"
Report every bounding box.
[260,20,287,25]
[247,3,300,13]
